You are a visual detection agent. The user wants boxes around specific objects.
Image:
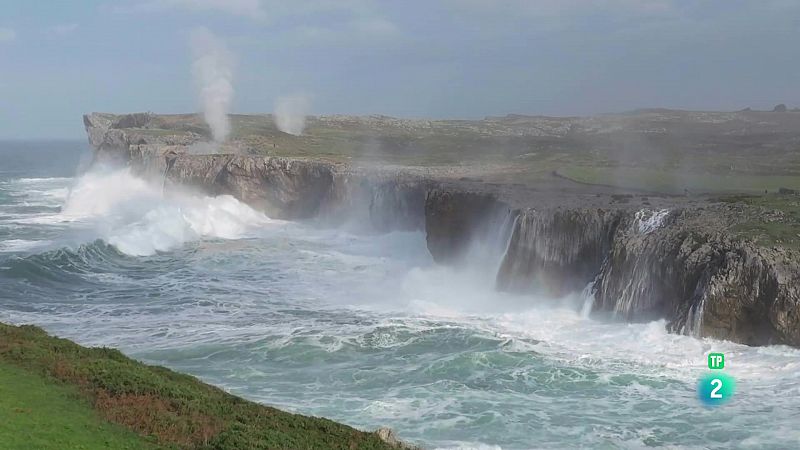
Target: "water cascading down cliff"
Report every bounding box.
[84,113,800,348]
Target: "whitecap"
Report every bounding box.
[39,167,284,256]
[0,238,51,252]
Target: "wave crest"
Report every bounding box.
[61,168,278,256]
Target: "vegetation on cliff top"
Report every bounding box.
[717,194,800,249]
[93,110,800,196]
[556,166,800,195]
[0,322,399,450]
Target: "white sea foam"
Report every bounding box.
[0,238,51,252]
[5,161,800,448]
[15,177,72,184]
[5,217,800,447]
[56,168,279,256]
[1,177,69,205]
[434,445,503,450]
[634,208,670,234]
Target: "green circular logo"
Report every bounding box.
[697,372,735,406]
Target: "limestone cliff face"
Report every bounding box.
[497,208,621,297]
[566,209,800,346]
[164,153,430,227]
[591,213,800,346]
[83,113,429,227]
[694,243,800,345]
[423,189,800,347]
[322,173,430,232]
[83,113,800,347]
[167,155,337,219]
[424,190,509,265]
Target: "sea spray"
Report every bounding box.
[60,167,276,256]
[462,207,519,274]
[683,296,706,337]
[635,208,670,234]
[190,27,234,142]
[494,209,520,274]
[5,156,800,448]
[580,279,597,318]
[274,94,311,135]
[682,271,714,337]
[5,147,800,448]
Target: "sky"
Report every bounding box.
[0,0,799,139]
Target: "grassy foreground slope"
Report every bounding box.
[0,323,399,450]
[0,363,158,449]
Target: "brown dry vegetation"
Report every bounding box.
[0,322,400,450]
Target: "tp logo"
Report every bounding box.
[708,352,724,370]
[698,352,735,406]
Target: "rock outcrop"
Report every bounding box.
[497,208,621,297]
[83,113,800,347]
[424,190,509,264]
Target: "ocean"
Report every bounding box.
[1,141,799,449]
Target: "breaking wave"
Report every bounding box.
[52,168,280,256]
[3,147,800,449]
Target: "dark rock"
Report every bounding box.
[497,208,620,296]
[83,112,800,348]
[424,190,506,264]
[112,112,153,129]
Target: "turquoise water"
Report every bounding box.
[1,142,799,449]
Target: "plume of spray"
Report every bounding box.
[274,94,311,135]
[190,27,234,142]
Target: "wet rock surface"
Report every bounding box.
[83,112,800,347]
[497,208,620,297]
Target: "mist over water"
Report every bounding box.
[59,167,276,256]
[2,143,800,449]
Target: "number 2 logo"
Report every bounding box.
[698,372,733,405]
[710,378,723,399]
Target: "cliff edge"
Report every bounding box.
[83,112,800,347]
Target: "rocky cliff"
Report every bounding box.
[83,112,800,347]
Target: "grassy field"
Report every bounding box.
[0,322,399,450]
[718,194,800,249]
[103,111,800,194]
[556,166,800,195]
[222,113,800,194]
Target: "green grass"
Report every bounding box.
[0,323,399,450]
[556,166,800,195]
[223,114,574,167]
[106,112,800,193]
[0,363,159,449]
[718,194,800,248]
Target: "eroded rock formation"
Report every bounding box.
[83,113,800,347]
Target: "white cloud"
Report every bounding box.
[0,27,16,43]
[130,0,266,20]
[51,23,79,35]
